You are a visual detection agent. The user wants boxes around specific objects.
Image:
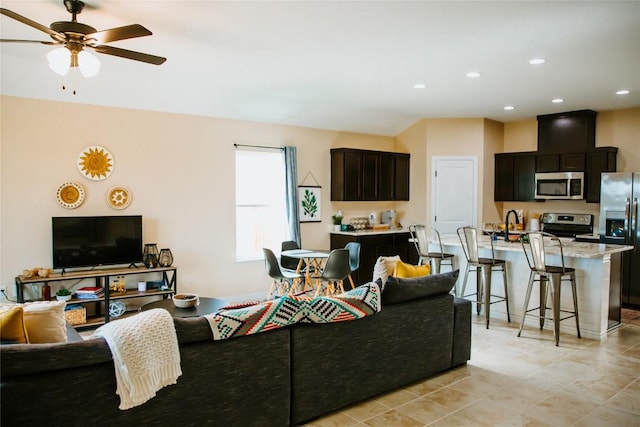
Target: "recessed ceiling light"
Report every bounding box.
[616,89,630,95]
[413,83,427,89]
[552,98,564,103]
[504,106,515,111]
[466,71,482,78]
[529,58,546,65]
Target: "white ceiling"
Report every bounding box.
[1,1,639,136]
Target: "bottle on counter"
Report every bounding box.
[41,283,51,301]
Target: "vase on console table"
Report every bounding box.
[41,283,51,301]
[158,248,174,267]
[143,243,159,268]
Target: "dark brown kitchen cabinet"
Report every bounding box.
[494,152,536,201]
[585,147,618,203]
[494,153,515,201]
[331,149,361,200]
[331,148,410,201]
[362,152,380,200]
[560,153,586,171]
[536,153,585,172]
[537,109,597,153]
[394,154,410,200]
[330,231,418,287]
[514,155,536,201]
[536,154,559,172]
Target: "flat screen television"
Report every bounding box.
[52,215,143,270]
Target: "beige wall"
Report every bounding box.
[396,119,427,227]
[2,96,638,300]
[0,96,399,299]
[397,117,502,227]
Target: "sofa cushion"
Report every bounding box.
[0,305,29,344]
[22,301,67,343]
[372,255,401,285]
[392,260,431,278]
[383,270,459,305]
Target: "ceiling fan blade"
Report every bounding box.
[85,24,152,45]
[0,8,65,42]
[92,45,166,65]
[0,39,60,45]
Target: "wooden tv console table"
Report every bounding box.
[14,266,177,328]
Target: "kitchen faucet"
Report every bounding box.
[504,210,520,242]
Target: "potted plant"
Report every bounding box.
[332,211,343,231]
[56,287,72,302]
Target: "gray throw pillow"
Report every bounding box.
[382,270,459,305]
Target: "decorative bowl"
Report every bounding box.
[56,294,72,302]
[172,293,199,308]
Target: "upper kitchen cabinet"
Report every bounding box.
[537,110,597,153]
[536,153,586,172]
[494,152,536,201]
[494,153,514,201]
[585,147,618,203]
[331,148,410,201]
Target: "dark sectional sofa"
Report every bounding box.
[1,275,471,426]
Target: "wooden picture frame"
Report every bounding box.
[299,186,321,222]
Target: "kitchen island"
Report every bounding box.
[438,235,633,340]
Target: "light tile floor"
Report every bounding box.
[304,314,640,427]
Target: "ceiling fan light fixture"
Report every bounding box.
[78,50,100,77]
[47,47,71,76]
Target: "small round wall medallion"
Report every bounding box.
[56,181,85,209]
[77,145,114,181]
[107,186,132,210]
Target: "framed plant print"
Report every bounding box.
[299,186,321,222]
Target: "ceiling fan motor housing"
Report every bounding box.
[50,21,96,36]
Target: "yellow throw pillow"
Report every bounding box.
[0,305,29,343]
[22,301,67,343]
[393,260,431,278]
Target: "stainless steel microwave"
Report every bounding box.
[534,172,584,200]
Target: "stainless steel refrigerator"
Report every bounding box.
[599,172,640,308]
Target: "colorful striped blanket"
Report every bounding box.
[204,282,380,340]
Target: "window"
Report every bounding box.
[235,148,288,261]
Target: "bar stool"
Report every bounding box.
[457,226,511,329]
[519,232,581,346]
[409,224,456,274]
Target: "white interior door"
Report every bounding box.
[431,157,477,235]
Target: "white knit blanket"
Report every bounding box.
[95,308,182,410]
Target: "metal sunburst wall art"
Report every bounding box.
[78,145,113,180]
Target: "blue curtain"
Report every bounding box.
[284,146,301,246]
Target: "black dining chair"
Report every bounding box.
[281,240,301,271]
[262,248,303,298]
[345,242,361,289]
[317,249,351,296]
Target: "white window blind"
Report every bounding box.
[235,147,288,261]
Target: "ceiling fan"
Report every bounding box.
[0,0,166,77]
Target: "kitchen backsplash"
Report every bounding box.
[500,200,600,231]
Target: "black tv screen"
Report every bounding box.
[52,215,143,269]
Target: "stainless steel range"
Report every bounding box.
[540,212,594,238]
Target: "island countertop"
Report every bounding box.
[439,235,632,259]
